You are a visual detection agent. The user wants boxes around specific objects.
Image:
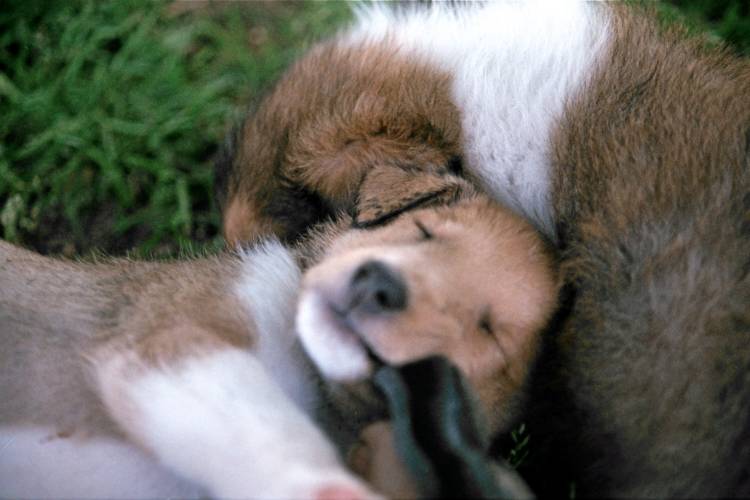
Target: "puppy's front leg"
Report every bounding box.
[95,346,372,499]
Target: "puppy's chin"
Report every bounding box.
[296,290,388,422]
[297,291,373,381]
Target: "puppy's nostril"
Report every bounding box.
[349,260,408,314]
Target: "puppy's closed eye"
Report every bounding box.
[414,220,433,241]
[479,308,494,336]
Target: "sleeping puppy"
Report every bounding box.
[0,174,558,498]
[297,175,558,435]
[217,2,750,497]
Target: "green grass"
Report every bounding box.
[0,1,748,257]
[0,0,350,257]
[664,0,750,55]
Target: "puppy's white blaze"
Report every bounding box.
[297,292,371,382]
[126,351,364,499]
[236,239,318,413]
[0,426,202,499]
[349,2,612,238]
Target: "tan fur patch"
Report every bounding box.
[301,196,559,433]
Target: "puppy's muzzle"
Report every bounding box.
[347,260,408,315]
[296,259,408,383]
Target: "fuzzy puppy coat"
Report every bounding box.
[218,3,750,497]
[0,178,557,498]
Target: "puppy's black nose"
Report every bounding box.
[348,260,408,314]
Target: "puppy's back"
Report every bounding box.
[0,242,253,432]
[533,6,750,497]
[0,242,116,430]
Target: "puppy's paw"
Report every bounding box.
[348,422,420,499]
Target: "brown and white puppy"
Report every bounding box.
[217,2,750,497]
[0,177,557,498]
[1,238,366,499]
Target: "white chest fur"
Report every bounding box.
[349,2,611,237]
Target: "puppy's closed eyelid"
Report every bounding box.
[479,309,494,335]
[414,220,433,240]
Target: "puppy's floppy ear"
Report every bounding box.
[353,166,473,228]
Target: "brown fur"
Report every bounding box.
[215,4,750,498]
[0,242,252,436]
[218,41,461,245]
[0,237,380,499]
[529,6,750,497]
[348,422,420,499]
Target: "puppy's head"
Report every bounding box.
[297,188,558,434]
